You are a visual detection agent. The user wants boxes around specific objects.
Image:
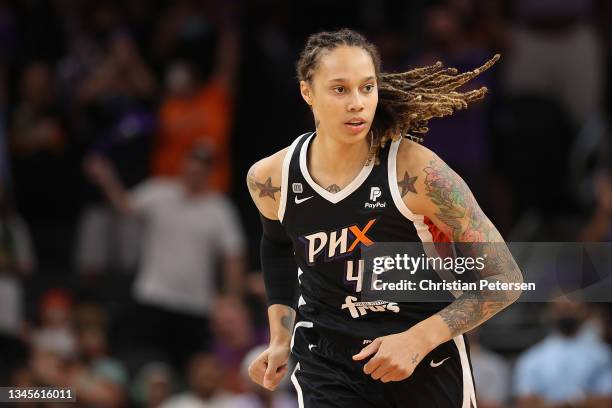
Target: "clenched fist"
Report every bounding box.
[248,343,291,391]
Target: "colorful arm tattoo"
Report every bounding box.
[422,158,523,337]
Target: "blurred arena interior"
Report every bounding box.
[0,0,611,407]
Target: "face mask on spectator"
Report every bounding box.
[554,317,582,337]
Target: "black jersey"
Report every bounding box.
[281,131,477,408]
[279,131,451,338]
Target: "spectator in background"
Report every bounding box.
[29,288,77,360]
[579,170,612,241]
[9,61,74,222]
[10,62,66,157]
[9,365,36,408]
[502,0,605,127]
[160,352,236,408]
[0,183,35,379]
[26,289,77,391]
[74,196,142,276]
[408,1,495,210]
[131,362,176,408]
[152,59,232,192]
[84,144,246,370]
[467,329,511,408]
[78,29,156,110]
[77,28,157,196]
[152,16,239,192]
[0,58,10,188]
[68,325,128,407]
[210,296,267,393]
[514,298,612,407]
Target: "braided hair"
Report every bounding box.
[296,28,499,164]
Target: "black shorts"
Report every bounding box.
[290,322,477,408]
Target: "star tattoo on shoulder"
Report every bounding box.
[398,171,418,197]
[253,177,281,200]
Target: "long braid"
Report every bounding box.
[296,28,499,164]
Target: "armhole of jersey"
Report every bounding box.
[387,137,434,243]
[389,137,463,298]
[278,133,308,222]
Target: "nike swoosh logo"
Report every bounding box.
[308,344,317,351]
[430,357,451,368]
[295,196,314,204]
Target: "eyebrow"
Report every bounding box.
[328,76,376,83]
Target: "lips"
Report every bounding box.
[345,117,366,126]
[344,118,367,134]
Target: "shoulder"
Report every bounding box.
[246,145,291,220]
[395,136,450,177]
[394,136,469,213]
[248,146,288,183]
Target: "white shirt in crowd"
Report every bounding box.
[0,215,35,336]
[130,179,245,317]
[159,392,298,408]
[159,392,237,408]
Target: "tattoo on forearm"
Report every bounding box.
[423,157,523,337]
[410,353,419,365]
[280,307,296,332]
[326,184,341,193]
[247,168,281,201]
[398,171,418,197]
[438,242,523,337]
[439,292,507,337]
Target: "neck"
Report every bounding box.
[310,128,371,174]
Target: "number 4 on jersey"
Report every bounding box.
[345,259,364,292]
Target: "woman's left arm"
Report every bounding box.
[353,142,523,383]
[409,153,524,345]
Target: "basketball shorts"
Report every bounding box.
[290,323,477,407]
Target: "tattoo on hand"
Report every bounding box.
[398,171,418,197]
[411,353,419,365]
[247,168,281,201]
[326,184,341,193]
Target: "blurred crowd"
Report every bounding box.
[1,0,612,407]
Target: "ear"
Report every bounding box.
[300,80,313,106]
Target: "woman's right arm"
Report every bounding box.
[246,149,299,390]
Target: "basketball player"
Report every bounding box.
[246,29,523,408]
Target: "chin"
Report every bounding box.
[338,128,370,144]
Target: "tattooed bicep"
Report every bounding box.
[421,157,499,242]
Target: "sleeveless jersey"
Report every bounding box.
[279,131,454,339]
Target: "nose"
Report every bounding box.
[347,91,364,112]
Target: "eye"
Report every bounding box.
[363,84,376,92]
[333,86,345,94]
